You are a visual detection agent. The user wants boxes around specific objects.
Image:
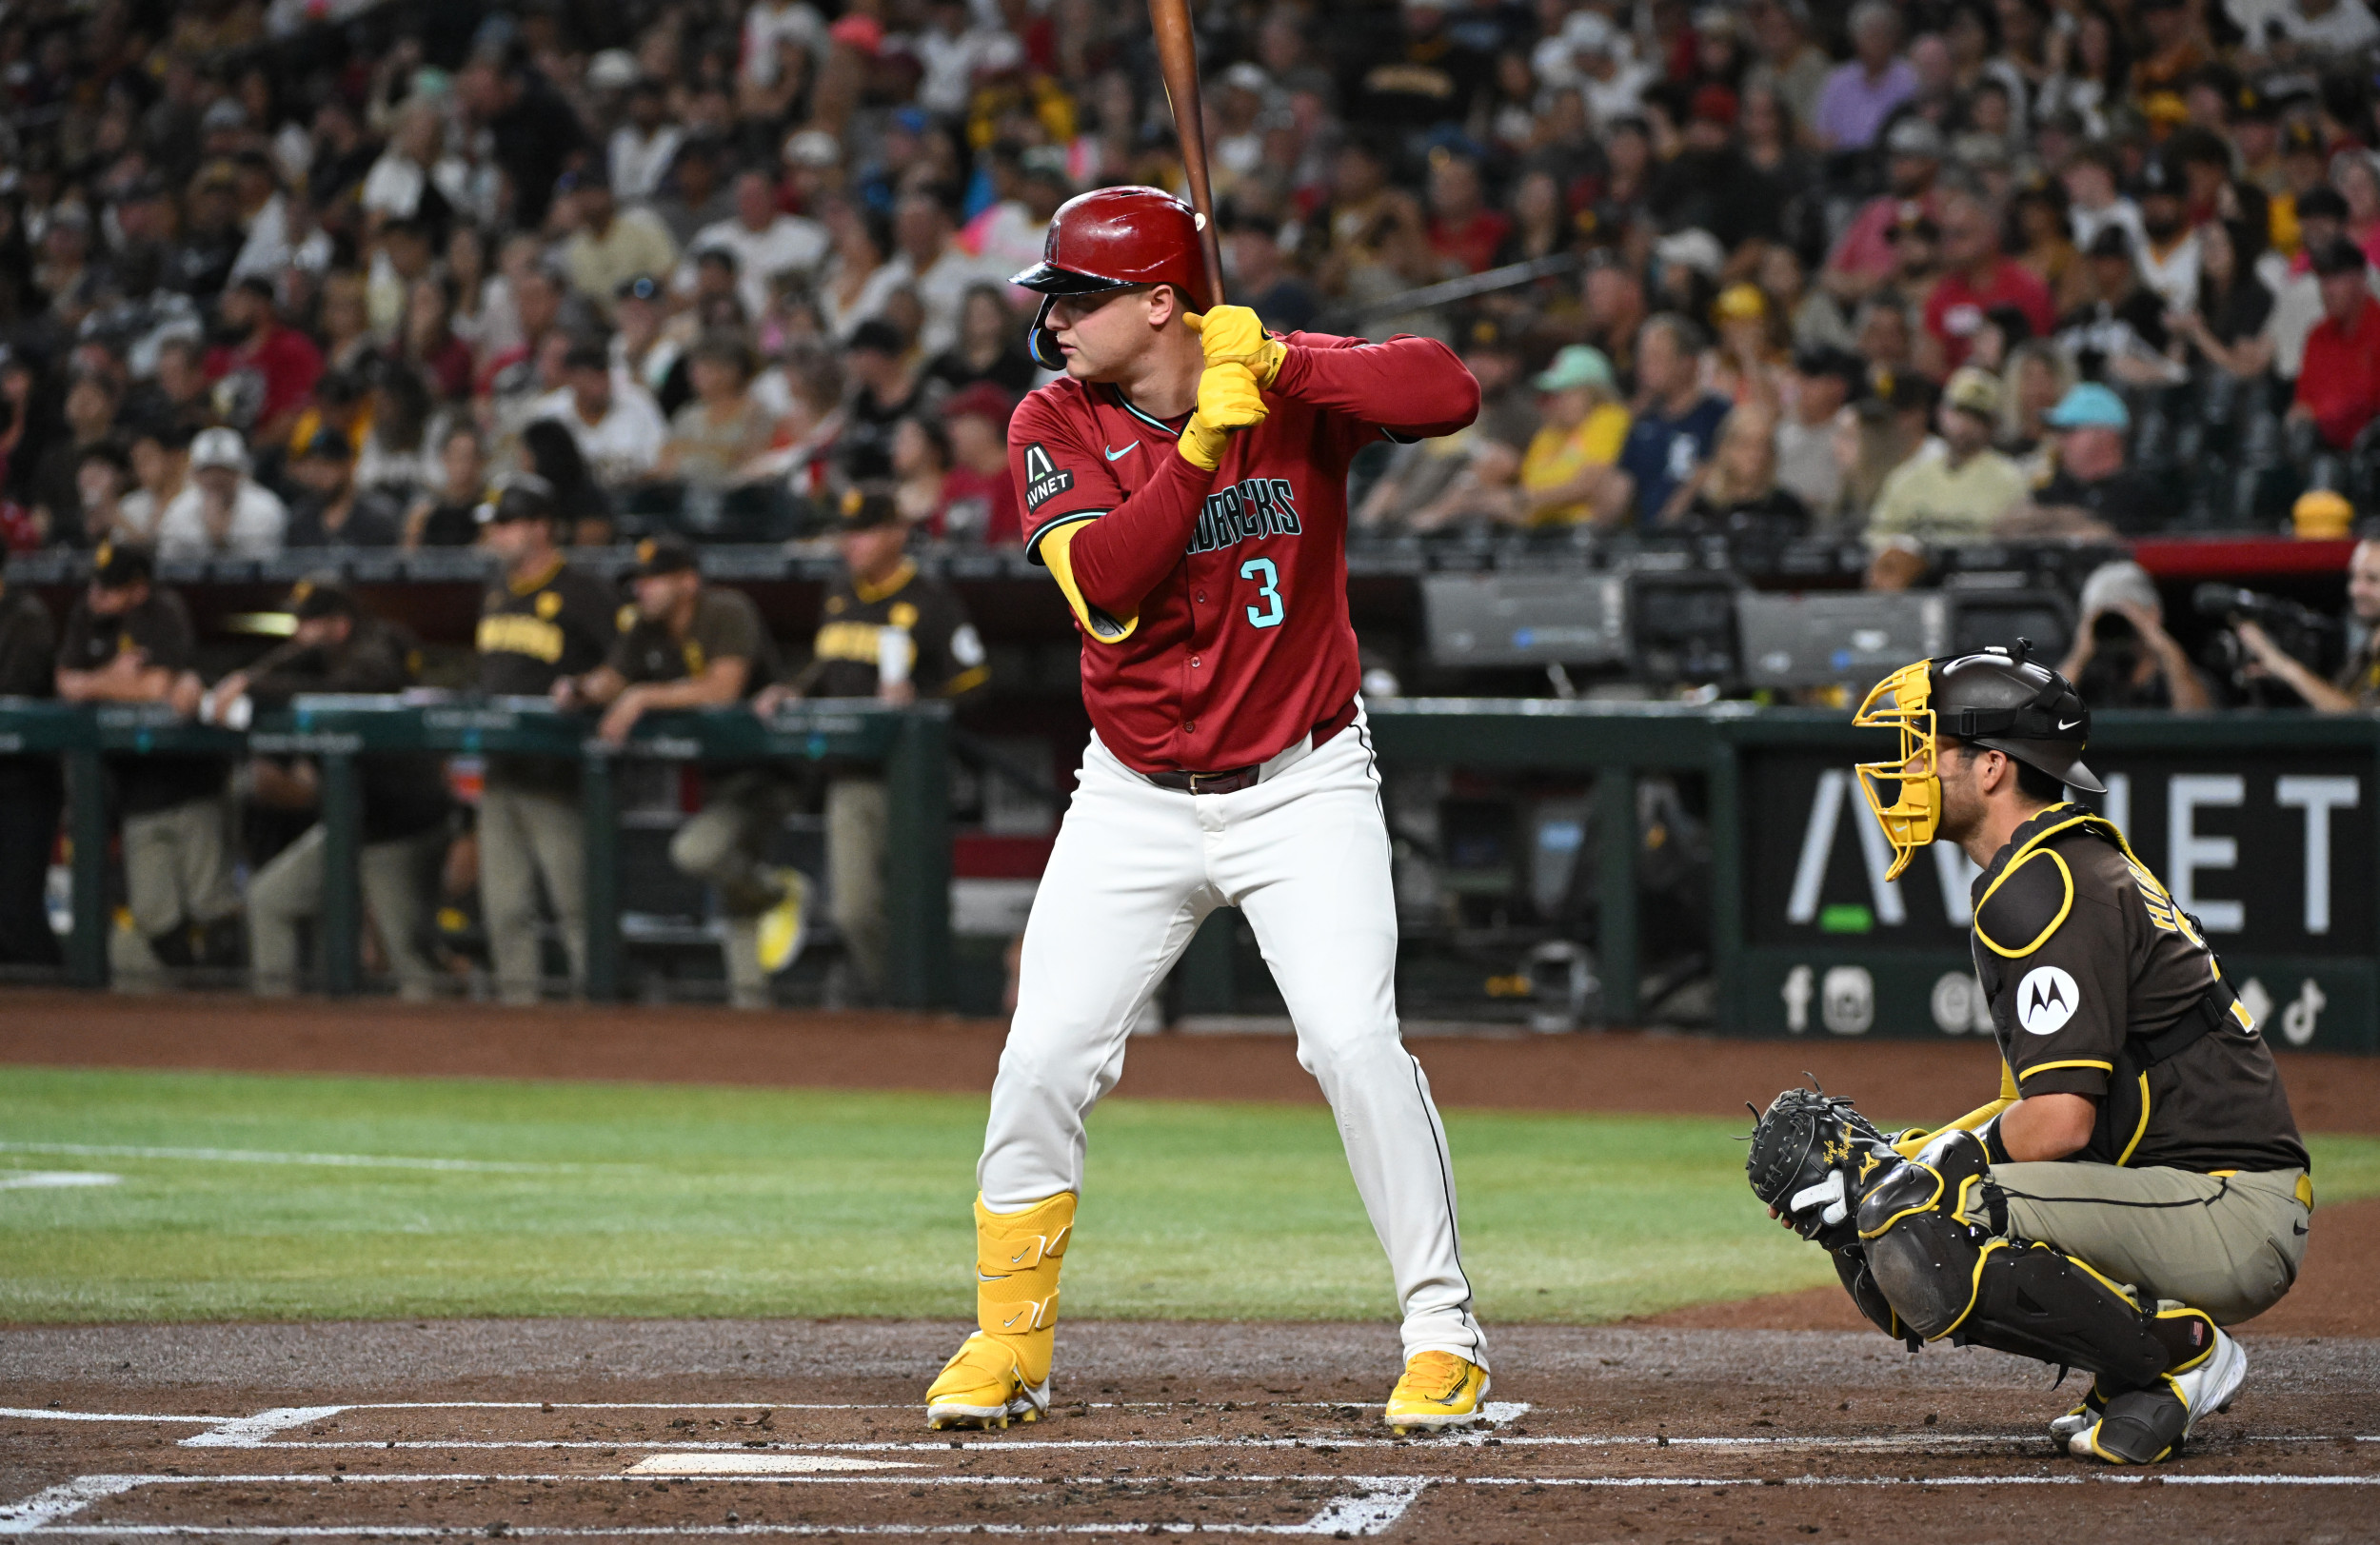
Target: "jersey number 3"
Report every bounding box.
[1240,558,1284,629]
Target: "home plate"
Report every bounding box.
[0,1171,121,1189]
[626,1454,922,1476]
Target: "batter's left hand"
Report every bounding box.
[1184,306,1286,388]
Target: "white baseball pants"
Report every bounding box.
[980,703,1487,1368]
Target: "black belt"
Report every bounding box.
[1144,700,1359,795]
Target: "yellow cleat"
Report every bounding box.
[1382,1350,1491,1435]
[756,869,812,976]
[925,1332,1050,1431]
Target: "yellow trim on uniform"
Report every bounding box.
[2017,1059,2114,1080]
[507,553,566,597]
[853,560,918,606]
[2063,1248,2141,1306]
[1973,846,2074,958]
[1037,521,1137,644]
[1937,1238,2008,1340]
[2115,1072,2151,1166]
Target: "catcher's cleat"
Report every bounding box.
[925,1332,1050,1431]
[2069,1327,2247,1464]
[756,868,812,976]
[2049,1381,2109,1446]
[1383,1351,1491,1435]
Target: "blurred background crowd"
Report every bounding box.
[0,0,2375,560]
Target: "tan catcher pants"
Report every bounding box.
[1993,1161,2313,1325]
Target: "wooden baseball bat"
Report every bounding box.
[1147,0,1227,309]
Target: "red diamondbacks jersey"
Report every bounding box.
[1009,332,1429,774]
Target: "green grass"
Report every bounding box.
[2,1067,2371,1326]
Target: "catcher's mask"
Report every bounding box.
[1853,642,2104,881]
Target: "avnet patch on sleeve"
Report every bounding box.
[1022,444,1075,511]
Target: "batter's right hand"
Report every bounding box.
[1180,362,1267,470]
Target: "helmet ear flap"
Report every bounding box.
[1026,294,1064,369]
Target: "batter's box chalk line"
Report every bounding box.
[10,1469,2380,1538]
[0,1473,1432,1538]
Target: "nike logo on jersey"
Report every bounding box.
[1186,476,1302,555]
[1103,441,1139,461]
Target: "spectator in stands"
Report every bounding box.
[608,77,684,204]
[556,537,801,1008]
[2059,226,2171,382]
[881,192,1000,358]
[539,341,667,492]
[1615,315,1731,525]
[687,169,828,324]
[938,385,1023,545]
[471,476,616,1003]
[284,430,403,548]
[924,284,1039,402]
[221,578,449,1000]
[27,369,126,548]
[1222,208,1320,335]
[2132,150,2201,316]
[2174,218,2277,379]
[753,490,986,1002]
[558,168,679,322]
[1924,188,2056,372]
[1814,1,1918,150]
[157,427,287,560]
[660,334,772,491]
[1682,406,1809,548]
[2012,382,2163,535]
[2233,534,2380,711]
[839,320,926,482]
[404,425,492,550]
[1867,366,2030,555]
[890,415,956,528]
[118,426,193,548]
[54,541,240,976]
[2057,559,2213,710]
[2291,239,2380,453]
[1517,345,1631,526]
[1775,346,1862,518]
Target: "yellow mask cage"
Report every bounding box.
[1852,659,1939,882]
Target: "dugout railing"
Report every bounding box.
[9,701,2374,1049]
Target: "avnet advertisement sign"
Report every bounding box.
[1737,744,2377,1053]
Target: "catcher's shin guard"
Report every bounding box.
[1830,1244,1906,1341]
[1854,1132,2168,1387]
[925,1192,1075,1430]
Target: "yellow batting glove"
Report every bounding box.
[1182,305,1287,388]
[1178,362,1267,470]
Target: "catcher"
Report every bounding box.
[1748,644,2311,1464]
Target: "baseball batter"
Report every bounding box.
[923,187,1491,1434]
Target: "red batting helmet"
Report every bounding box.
[1010,186,1215,368]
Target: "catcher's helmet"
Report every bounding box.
[1010,186,1215,368]
[1852,642,2103,881]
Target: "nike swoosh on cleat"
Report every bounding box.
[1104,442,1139,461]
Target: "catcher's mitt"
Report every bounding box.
[1745,1083,1894,1250]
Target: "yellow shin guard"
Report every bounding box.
[925,1192,1075,1429]
[974,1191,1074,1380]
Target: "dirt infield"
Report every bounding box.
[4,1321,2377,1542]
[6,990,2378,1134]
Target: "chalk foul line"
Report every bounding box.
[0,1142,631,1175]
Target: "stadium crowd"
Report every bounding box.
[0,0,2376,556]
